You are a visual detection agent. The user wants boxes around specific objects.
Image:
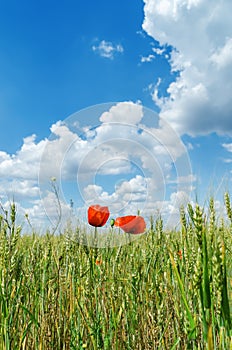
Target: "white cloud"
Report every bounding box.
[60,102,192,221]
[168,173,197,184]
[152,47,166,55]
[0,134,46,180]
[0,179,39,201]
[141,54,155,63]
[0,135,46,215]
[167,191,190,217]
[92,40,124,59]
[83,175,150,215]
[140,45,167,63]
[39,121,84,181]
[222,143,232,153]
[210,37,232,68]
[0,102,194,230]
[143,0,232,135]
[100,101,143,124]
[22,191,73,231]
[222,143,232,163]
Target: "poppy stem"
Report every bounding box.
[94,226,98,260]
[127,232,132,245]
[94,226,97,246]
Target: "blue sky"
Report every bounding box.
[0,0,164,151]
[1,0,232,231]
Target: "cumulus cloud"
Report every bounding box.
[0,134,46,180]
[22,191,73,231]
[100,101,143,124]
[0,179,39,201]
[143,0,232,135]
[0,102,194,229]
[0,135,46,220]
[92,40,124,59]
[83,175,149,213]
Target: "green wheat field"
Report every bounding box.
[0,194,232,349]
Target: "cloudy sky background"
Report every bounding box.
[1,0,232,231]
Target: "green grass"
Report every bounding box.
[0,197,232,349]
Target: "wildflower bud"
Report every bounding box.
[110,218,115,227]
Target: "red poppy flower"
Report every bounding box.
[114,215,146,234]
[87,204,110,227]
